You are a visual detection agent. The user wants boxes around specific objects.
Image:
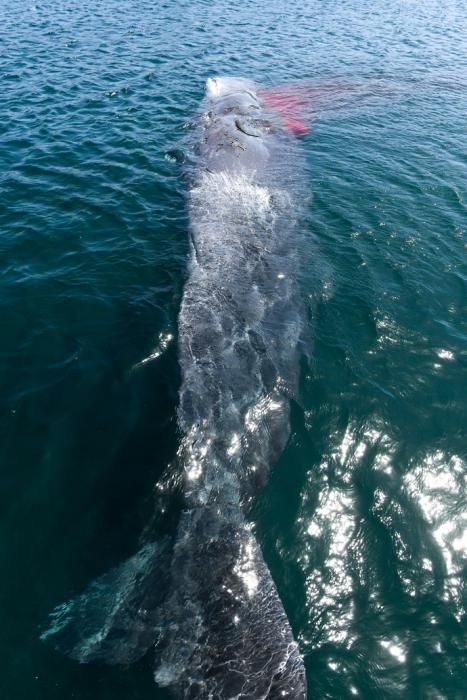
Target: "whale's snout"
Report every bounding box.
[206,75,257,99]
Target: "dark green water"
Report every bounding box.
[1,1,467,698]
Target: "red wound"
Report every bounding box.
[259,87,310,134]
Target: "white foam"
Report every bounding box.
[191,170,274,218]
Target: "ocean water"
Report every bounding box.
[1,0,467,698]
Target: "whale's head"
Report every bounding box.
[198,76,278,174]
[204,76,266,125]
[205,76,258,100]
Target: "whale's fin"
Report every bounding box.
[40,538,173,665]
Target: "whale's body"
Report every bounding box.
[42,77,308,699]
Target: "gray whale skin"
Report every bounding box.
[42,76,308,700]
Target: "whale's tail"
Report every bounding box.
[40,538,173,665]
[41,504,306,698]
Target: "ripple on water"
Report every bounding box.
[1,0,467,698]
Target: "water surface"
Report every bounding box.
[1,1,467,698]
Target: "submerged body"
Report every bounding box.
[42,77,308,698]
[159,77,307,697]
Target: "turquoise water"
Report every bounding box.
[1,1,467,698]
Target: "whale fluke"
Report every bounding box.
[41,539,172,665]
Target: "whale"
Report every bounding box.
[42,76,309,699]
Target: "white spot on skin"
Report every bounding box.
[234,536,260,597]
[307,521,321,537]
[227,432,241,457]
